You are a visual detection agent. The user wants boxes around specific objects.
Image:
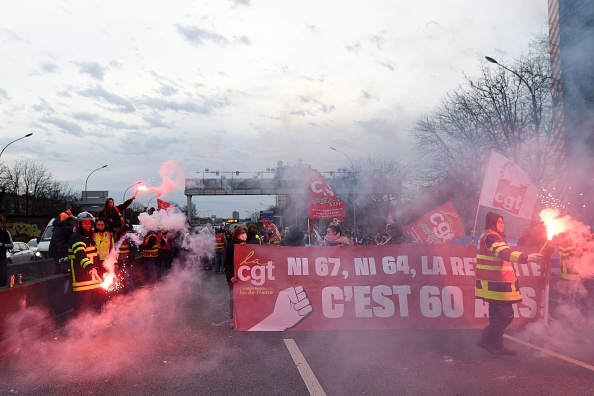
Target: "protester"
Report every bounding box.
[246,224,261,245]
[49,215,76,274]
[214,228,226,273]
[142,229,164,285]
[0,217,14,287]
[260,230,274,245]
[475,212,542,356]
[97,195,137,230]
[282,225,305,246]
[112,221,137,294]
[372,233,385,245]
[180,227,193,267]
[224,226,247,329]
[383,222,412,244]
[68,211,107,315]
[324,224,350,246]
[345,230,355,246]
[516,220,547,246]
[157,231,173,277]
[93,218,114,277]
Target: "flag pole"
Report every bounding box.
[472,150,496,245]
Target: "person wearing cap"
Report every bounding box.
[476,212,542,356]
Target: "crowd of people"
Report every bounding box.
[4,198,590,355]
[46,195,189,316]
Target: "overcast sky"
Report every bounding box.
[0,0,548,218]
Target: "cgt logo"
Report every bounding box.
[429,212,455,242]
[492,178,526,215]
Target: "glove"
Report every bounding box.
[527,253,543,263]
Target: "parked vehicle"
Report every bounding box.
[27,238,38,250]
[224,221,247,234]
[34,223,54,260]
[7,242,36,264]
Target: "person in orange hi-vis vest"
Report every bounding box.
[143,229,165,285]
[214,228,226,273]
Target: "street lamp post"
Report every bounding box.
[147,194,160,209]
[330,146,356,234]
[0,133,33,160]
[123,181,142,203]
[485,56,540,132]
[485,56,542,173]
[84,165,108,200]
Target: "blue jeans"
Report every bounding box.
[214,249,225,272]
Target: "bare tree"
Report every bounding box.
[0,160,77,216]
[411,36,557,230]
[345,154,413,232]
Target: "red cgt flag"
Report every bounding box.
[307,169,347,220]
[403,201,465,244]
[157,198,172,211]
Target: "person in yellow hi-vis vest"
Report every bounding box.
[93,218,114,278]
[475,212,542,356]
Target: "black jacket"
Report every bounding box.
[0,228,14,261]
[49,219,74,258]
[97,197,134,229]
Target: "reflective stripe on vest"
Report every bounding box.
[559,245,580,281]
[215,234,225,250]
[475,279,522,302]
[69,241,102,292]
[118,242,131,255]
[143,233,159,257]
[475,232,518,283]
[94,232,113,260]
[475,231,521,302]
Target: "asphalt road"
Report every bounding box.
[0,268,593,396]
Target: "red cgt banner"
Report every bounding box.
[232,244,547,331]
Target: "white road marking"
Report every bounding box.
[505,334,594,372]
[284,338,327,396]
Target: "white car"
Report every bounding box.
[7,242,36,264]
[27,238,38,250]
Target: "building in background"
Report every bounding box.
[548,0,594,223]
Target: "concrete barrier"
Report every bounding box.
[0,257,148,358]
[0,274,74,358]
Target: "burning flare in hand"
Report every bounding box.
[102,272,115,289]
[539,208,567,241]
